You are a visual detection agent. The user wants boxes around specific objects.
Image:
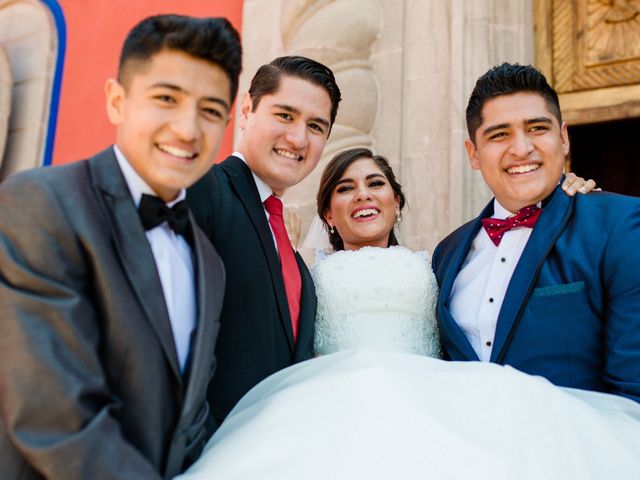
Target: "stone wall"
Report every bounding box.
[239,0,535,256]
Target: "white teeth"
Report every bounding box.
[158,144,196,159]
[275,149,300,160]
[508,164,539,174]
[352,208,379,219]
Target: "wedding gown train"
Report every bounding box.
[178,247,640,479]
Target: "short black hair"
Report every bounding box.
[317,148,406,251]
[466,63,561,143]
[118,14,242,104]
[248,56,341,130]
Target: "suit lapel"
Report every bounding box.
[182,220,224,410]
[491,186,574,362]
[293,252,316,359]
[88,148,182,381]
[222,157,295,349]
[437,206,494,361]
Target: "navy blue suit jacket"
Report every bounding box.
[433,184,640,403]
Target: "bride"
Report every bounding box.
[178,149,640,479]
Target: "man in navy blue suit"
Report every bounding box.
[433,63,640,403]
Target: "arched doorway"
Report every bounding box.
[569,118,640,197]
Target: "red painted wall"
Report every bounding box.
[53,0,243,165]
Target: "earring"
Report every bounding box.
[330,226,335,234]
[395,212,401,226]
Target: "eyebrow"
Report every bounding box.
[273,104,331,130]
[150,82,230,110]
[525,116,553,126]
[481,116,553,137]
[336,173,386,185]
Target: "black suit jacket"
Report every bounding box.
[188,155,316,422]
[0,148,225,479]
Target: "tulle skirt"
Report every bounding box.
[178,349,640,480]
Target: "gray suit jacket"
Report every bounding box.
[0,148,225,479]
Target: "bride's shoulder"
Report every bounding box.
[313,246,432,271]
[413,249,432,265]
[383,246,430,260]
[391,247,433,271]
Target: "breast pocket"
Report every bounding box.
[525,281,600,383]
[532,281,585,297]
[529,281,592,322]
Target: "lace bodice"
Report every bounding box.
[312,246,441,357]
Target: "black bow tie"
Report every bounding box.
[138,193,190,236]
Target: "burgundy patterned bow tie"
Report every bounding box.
[481,205,542,246]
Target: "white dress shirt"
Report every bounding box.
[448,200,537,361]
[114,146,196,372]
[234,151,280,251]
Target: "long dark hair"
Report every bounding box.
[316,148,406,251]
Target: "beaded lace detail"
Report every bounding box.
[312,246,441,358]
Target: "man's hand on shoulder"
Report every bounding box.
[283,207,301,250]
[562,172,597,196]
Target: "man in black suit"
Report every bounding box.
[0,15,241,479]
[188,56,341,423]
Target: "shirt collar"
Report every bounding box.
[492,200,513,220]
[492,198,543,220]
[114,145,186,207]
[234,151,276,203]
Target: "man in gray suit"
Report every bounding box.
[0,15,241,479]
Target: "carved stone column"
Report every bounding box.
[0,0,57,179]
[240,0,383,259]
[0,46,11,165]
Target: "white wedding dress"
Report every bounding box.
[179,247,640,480]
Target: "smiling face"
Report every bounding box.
[324,157,400,251]
[465,92,570,213]
[106,49,231,202]
[236,75,332,195]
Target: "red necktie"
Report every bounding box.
[481,205,542,246]
[264,195,302,341]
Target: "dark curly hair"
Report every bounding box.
[466,63,561,144]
